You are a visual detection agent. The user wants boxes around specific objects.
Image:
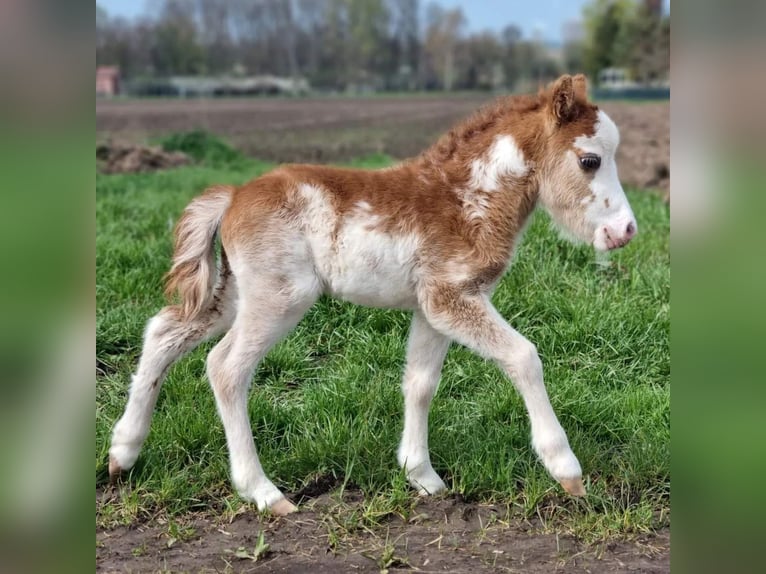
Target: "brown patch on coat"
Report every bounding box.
[461,261,507,295]
[220,75,600,298]
[604,198,610,209]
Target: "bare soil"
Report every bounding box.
[96,96,668,193]
[97,490,668,573]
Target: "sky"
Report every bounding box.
[98,0,591,44]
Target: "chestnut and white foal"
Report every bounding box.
[109,75,637,515]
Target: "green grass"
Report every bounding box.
[96,154,669,540]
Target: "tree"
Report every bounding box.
[97,8,154,79]
[458,32,503,90]
[390,0,420,89]
[196,0,233,75]
[151,0,204,75]
[620,1,669,83]
[314,0,350,89]
[499,24,523,88]
[346,0,390,89]
[582,0,669,84]
[582,0,634,82]
[561,19,586,75]
[423,3,465,90]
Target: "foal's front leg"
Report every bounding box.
[397,311,451,494]
[421,288,585,496]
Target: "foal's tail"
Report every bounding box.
[165,185,234,321]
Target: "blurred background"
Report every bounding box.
[96,0,670,193]
[96,0,670,96]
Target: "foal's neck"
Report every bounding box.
[412,97,545,195]
[414,101,544,235]
[390,102,546,265]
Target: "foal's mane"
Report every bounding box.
[419,93,544,165]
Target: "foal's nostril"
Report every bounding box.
[625,221,636,238]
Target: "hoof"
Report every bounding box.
[414,478,447,497]
[108,456,122,485]
[559,477,586,497]
[405,465,447,497]
[269,498,298,516]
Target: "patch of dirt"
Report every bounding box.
[97,491,669,573]
[97,142,192,174]
[96,97,669,193]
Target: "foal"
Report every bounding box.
[109,74,637,515]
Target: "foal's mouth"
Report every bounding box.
[605,237,632,250]
[602,222,637,250]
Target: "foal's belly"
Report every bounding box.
[315,228,420,309]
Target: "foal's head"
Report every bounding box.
[536,75,637,251]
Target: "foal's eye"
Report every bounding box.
[578,154,601,171]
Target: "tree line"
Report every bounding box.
[96,0,669,92]
[582,0,670,85]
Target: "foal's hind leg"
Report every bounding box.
[109,288,235,480]
[206,279,318,515]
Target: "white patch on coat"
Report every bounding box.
[330,223,420,308]
[460,135,529,220]
[469,135,529,192]
[298,183,339,235]
[296,182,340,271]
[573,111,636,250]
[574,109,620,157]
[297,183,420,309]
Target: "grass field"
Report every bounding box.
[96,151,669,542]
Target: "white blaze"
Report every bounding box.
[574,110,636,250]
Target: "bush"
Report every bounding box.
[160,131,247,168]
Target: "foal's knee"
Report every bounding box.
[499,339,542,381]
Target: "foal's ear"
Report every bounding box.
[550,74,586,124]
[572,74,588,103]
